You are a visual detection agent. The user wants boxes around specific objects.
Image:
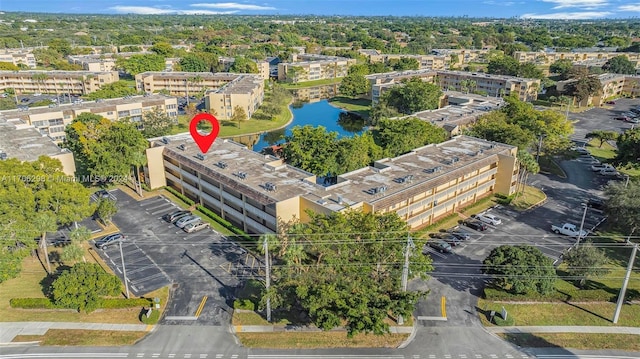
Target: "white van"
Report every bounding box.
[176,215,201,229]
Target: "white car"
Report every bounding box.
[600,168,619,176]
[591,163,614,172]
[475,213,502,226]
[183,221,210,233]
[175,215,201,229]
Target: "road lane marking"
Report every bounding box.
[441,296,447,318]
[195,295,208,318]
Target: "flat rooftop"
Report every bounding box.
[0,119,68,161]
[207,74,263,95]
[315,136,515,209]
[0,94,175,119]
[137,72,240,81]
[0,70,115,77]
[366,69,537,83]
[153,134,514,211]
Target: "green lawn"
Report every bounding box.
[586,140,640,177]
[511,185,547,210]
[279,77,343,89]
[498,333,640,351]
[329,96,371,119]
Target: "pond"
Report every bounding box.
[232,99,366,152]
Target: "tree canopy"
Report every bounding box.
[562,243,610,288]
[604,180,640,235]
[483,245,556,295]
[52,263,121,312]
[229,56,258,73]
[339,72,371,97]
[602,55,637,74]
[264,210,432,336]
[116,54,165,75]
[380,77,442,115]
[83,81,138,100]
[141,107,175,138]
[375,118,448,157]
[615,128,640,165]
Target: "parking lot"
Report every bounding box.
[568,97,639,143]
[94,189,263,325]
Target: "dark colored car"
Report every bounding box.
[587,198,604,211]
[426,240,453,254]
[606,100,616,105]
[463,219,488,231]
[614,116,629,121]
[95,189,111,199]
[95,233,125,249]
[163,210,191,223]
[433,233,462,246]
[447,227,472,241]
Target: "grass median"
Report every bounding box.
[13,329,147,346]
[498,333,640,351]
[237,332,408,349]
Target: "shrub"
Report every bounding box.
[165,187,195,206]
[140,307,160,324]
[103,298,153,309]
[492,313,515,326]
[10,298,57,309]
[196,205,253,242]
[233,299,255,311]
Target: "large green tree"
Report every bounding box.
[604,180,640,237]
[339,72,371,97]
[52,263,121,313]
[229,56,258,74]
[283,126,339,176]
[140,107,174,138]
[586,130,618,148]
[335,133,383,173]
[375,118,448,157]
[264,210,432,336]
[178,54,209,72]
[468,112,534,150]
[615,128,640,165]
[116,54,165,75]
[487,55,520,76]
[63,113,148,180]
[381,78,442,114]
[483,245,556,295]
[562,243,610,288]
[550,59,574,79]
[602,55,637,75]
[84,81,139,100]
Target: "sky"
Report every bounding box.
[2,0,640,19]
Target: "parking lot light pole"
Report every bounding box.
[577,204,588,245]
[119,241,130,299]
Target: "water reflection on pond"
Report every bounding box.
[231,99,365,152]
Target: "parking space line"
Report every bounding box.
[194,296,208,318]
[127,264,156,275]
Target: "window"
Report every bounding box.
[107,111,113,115]
[117,110,129,117]
[130,108,142,115]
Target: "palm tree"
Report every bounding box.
[32,73,48,94]
[131,151,147,197]
[34,213,57,274]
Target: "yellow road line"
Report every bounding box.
[441,296,447,318]
[194,296,208,318]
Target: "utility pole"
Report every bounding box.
[264,236,271,322]
[577,204,588,245]
[613,244,638,324]
[119,241,130,299]
[536,134,544,163]
[398,234,415,325]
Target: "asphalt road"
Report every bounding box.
[567,98,638,143]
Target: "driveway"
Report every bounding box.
[567,98,639,142]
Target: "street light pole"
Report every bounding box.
[536,135,545,163]
[613,244,638,324]
[119,241,130,299]
[577,204,588,245]
[398,234,414,326]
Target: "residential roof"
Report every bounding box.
[0,119,69,162]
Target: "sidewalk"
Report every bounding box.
[486,325,640,335]
[0,322,151,345]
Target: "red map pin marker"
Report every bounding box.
[189,113,220,154]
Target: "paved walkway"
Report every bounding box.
[486,325,640,334]
[0,322,151,344]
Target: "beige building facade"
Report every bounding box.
[0,70,119,95]
[277,54,356,82]
[556,73,640,107]
[0,49,37,69]
[204,75,265,120]
[145,134,518,233]
[514,51,640,68]
[0,94,177,143]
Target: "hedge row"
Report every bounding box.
[10,298,57,309]
[11,297,153,310]
[165,187,195,206]
[196,205,253,242]
[233,299,256,311]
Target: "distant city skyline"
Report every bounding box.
[2,0,640,19]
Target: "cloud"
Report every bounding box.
[541,0,608,9]
[110,6,237,14]
[190,2,276,10]
[521,11,611,18]
[619,4,640,11]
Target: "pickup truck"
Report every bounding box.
[551,223,588,238]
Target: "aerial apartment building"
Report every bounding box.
[0,49,37,69]
[0,118,76,175]
[556,73,640,107]
[144,134,518,233]
[0,70,119,95]
[358,50,447,70]
[367,69,540,103]
[0,94,178,143]
[513,51,640,69]
[277,54,356,82]
[204,75,265,120]
[135,72,264,116]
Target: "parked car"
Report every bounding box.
[425,240,453,254]
[175,215,201,229]
[474,213,502,226]
[625,117,640,124]
[95,189,111,199]
[605,100,616,105]
[614,116,629,121]
[163,210,191,223]
[463,219,488,231]
[447,227,472,241]
[433,233,462,246]
[183,221,210,233]
[600,168,619,176]
[591,163,614,172]
[574,147,589,154]
[587,198,605,211]
[95,233,125,249]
